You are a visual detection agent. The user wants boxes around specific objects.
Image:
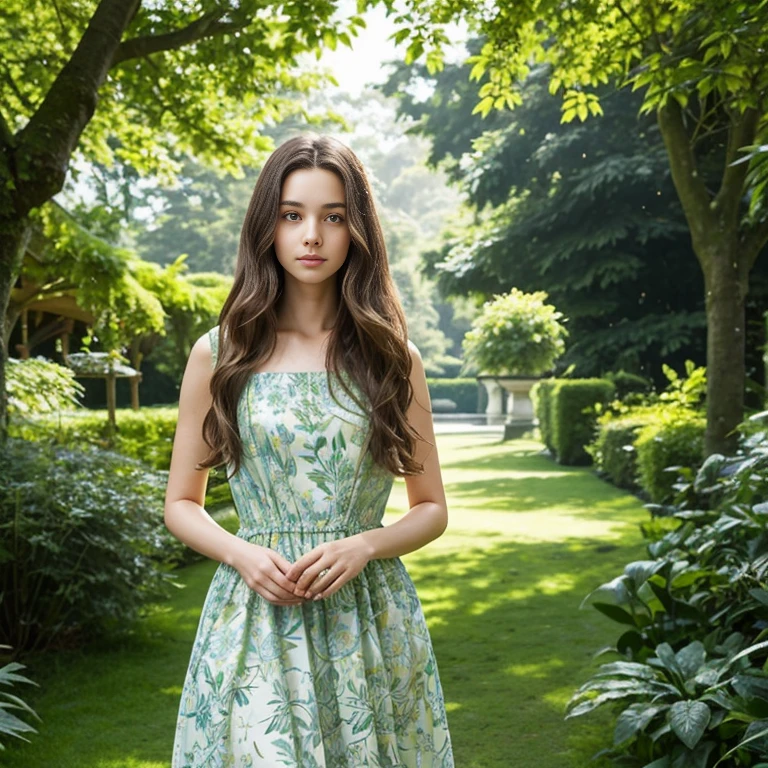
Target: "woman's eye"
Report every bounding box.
[282,212,344,223]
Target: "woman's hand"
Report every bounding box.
[231,541,308,606]
[285,534,374,601]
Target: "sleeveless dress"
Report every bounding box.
[171,326,454,768]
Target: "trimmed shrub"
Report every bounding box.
[603,369,654,400]
[587,416,650,490]
[461,287,568,376]
[551,379,616,465]
[635,413,706,502]
[426,378,480,413]
[10,406,178,470]
[531,378,557,453]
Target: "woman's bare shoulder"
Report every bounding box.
[185,328,215,377]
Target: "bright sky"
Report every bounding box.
[64,1,470,220]
[302,0,470,99]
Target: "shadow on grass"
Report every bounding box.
[405,531,644,768]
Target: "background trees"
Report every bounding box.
[379,40,768,388]
[385,0,768,455]
[0,0,367,434]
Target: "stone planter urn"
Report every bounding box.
[477,373,542,437]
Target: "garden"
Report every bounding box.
[3,1,768,767]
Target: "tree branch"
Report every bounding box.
[110,9,248,67]
[0,108,13,149]
[50,0,70,36]
[656,98,713,256]
[614,0,656,55]
[13,0,141,216]
[712,105,759,225]
[742,217,768,271]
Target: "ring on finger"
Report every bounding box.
[307,567,331,597]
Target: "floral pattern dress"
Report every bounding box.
[171,326,454,767]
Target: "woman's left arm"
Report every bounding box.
[355,339,448,560]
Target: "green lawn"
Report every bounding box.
[3,434,648,767]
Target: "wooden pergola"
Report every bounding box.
[8,224,145,419]
[65,352,142,432]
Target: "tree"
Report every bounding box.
[0,0,366,437]
[388,0,768,456]
[381,52,728,382]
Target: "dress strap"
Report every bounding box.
[208,325,220,369]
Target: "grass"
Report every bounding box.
[2,434,648,767]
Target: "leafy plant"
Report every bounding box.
[0,645,41,750]
[657,361,707,410]
[0,438,177,655]
[567,425,768,765]
[5,357,84,421]
[568,637,768,766]
[461,287,568,376]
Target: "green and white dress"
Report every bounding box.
[171,326,454,767]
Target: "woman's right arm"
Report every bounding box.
[164,332,304,605]
[164,332,239,566]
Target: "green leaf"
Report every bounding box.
[713,724,768,766]
[675,641,706,679]
[592,602,639,626]
[668,700,710,750]
[733,673,768,702]
[614,703,665,745]
[725,640,768,672]
[594,661,658,680]
[617,629,644,656]
[655,642,684,679]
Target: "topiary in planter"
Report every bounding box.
[461,287,568,376]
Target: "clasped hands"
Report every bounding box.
[231,534,374,606]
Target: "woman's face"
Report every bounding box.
[274,167,351,285]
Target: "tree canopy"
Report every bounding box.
[384,0,768,455]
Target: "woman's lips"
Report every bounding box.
[298,257,326,266]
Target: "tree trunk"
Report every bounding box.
[701,241,749,456]
[0,0,143,442]
[0,217,33,441]
[657,102,766,459]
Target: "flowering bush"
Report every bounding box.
[461,287,568,376]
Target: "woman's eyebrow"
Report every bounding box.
[279,200,346,209]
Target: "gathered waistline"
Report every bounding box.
[235,523,384,536]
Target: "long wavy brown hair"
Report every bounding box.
[198,133,429,480]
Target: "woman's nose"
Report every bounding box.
[303,220,320,243]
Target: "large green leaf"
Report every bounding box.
[592,602,641,627]
[614,703,666,745]
[675,641,706,680]
[668,700,711,750]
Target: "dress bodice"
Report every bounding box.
[208,326,395,545]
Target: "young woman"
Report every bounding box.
[164,133,454,767]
